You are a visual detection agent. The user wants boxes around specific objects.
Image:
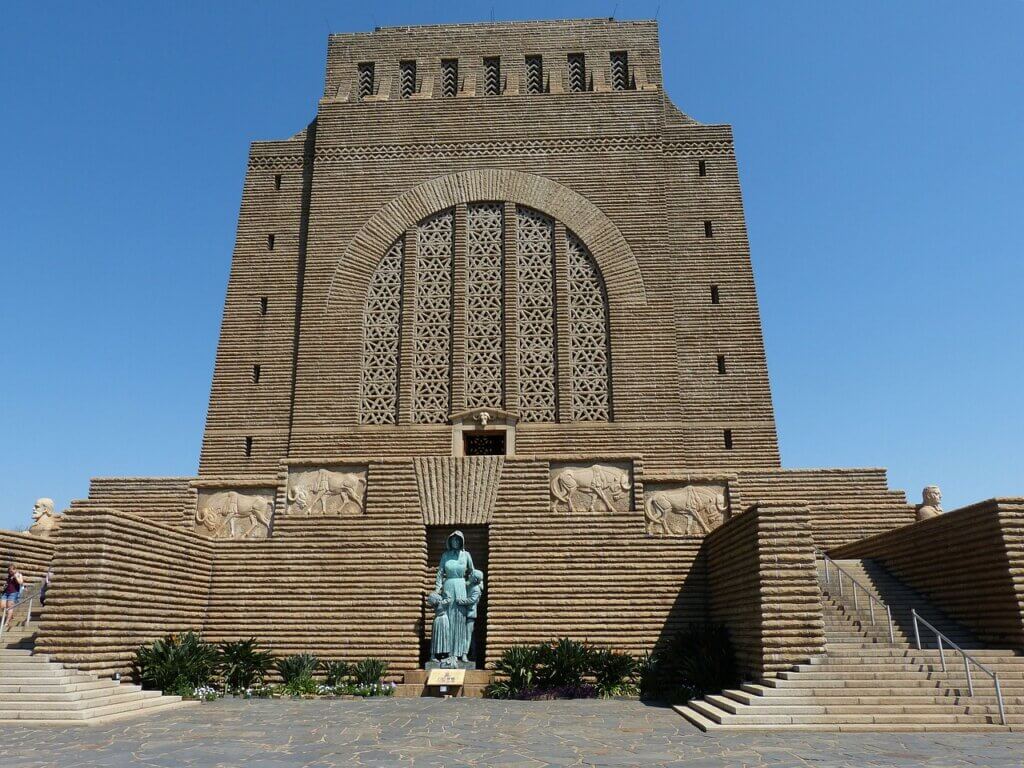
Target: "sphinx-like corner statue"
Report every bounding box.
[916,485,943,521]
[28,498,61,537]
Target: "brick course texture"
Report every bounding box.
[704,503,826,679]
[830,498,1024,650]
[11,19,932,676]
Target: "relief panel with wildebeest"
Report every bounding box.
[286,466,368,516]
[549,460,633,514]
[643,482,730,537]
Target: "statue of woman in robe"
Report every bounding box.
[435,530,474,664]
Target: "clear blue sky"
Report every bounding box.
[1,1,1022,530]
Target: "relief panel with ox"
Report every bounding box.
[643,482,730,537]
[286,466,368,516]
[550,461,633,514]
[195,489,275,540]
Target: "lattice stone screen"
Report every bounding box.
[356,203,610,425]
[465,203,505,409]
[357,238,404,424]
[566,233,611,421]
[412,210,455,423]
[515,207,558,422]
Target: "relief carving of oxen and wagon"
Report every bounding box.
[286,467,367,516]
[643,483,730,537]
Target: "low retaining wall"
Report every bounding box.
[0,530,55,582]
[830,497,1024,649]
[35,508,214,679]
[704,502,826,679]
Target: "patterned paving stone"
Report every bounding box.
[2,699,1024,767]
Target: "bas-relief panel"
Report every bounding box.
[195,489,275,540]
[643,482,730,537]
[286,467,368,516]
[549,461,633,514]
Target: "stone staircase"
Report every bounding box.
[0,622,187,723]
[677,558,1024,731]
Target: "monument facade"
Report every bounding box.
[9,19,951,682]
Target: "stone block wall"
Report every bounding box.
[830,498,1024,649]
[704,502,826,679]
[733,468,915,550]
[0,530,55,581]
[70,477,197,528]
[35,508,214,679]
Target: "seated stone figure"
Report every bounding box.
[916,485,944,521]
[28,498,61,537]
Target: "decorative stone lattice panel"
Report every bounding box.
[643,482,729,537]
[566,233,611,421]
[550,461,633,514]
[465,203,505,410]
[515,207,557,422]
[358,239,404,425]
[286,466,367,516]
[413,210,454,423]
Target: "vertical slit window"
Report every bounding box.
[716,355,726,375]
[724,429,733,450]
[710,285,720,304]
[244,436,253,457]
[358,62,375,99]
[400,60,416,99]
[698,159,707,177]
[567,53,586,92]
[610,51,629,91]
[525,55,543,94]
[259,297,268,316]
[704,220,714,238]
[252,364,261,384]
[274,173,282,190]
[483,57,501,95]
[441,59,459,97]
[267,234,275,251]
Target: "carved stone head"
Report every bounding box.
[32,498,55,523]
[922,486,942,508]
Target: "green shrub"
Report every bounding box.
[640,624,739,703]
[135,631,219,696]
[485,644,541,699]
[590,647,638,697]
[276,653,320,686]
[322,660,354,687]
[536,638,595,689]
[218,638,274,693]
[353,657,388,686]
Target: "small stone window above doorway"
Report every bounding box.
[451,407,516,457]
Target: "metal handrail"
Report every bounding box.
[912,609,1006,726]
[0,581,43,646]
[819,554,895,643]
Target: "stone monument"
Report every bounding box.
[28,498,61,537]
[916,485,944,521]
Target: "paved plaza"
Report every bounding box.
[2,698,1024,767]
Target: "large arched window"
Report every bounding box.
[357,203,611,425]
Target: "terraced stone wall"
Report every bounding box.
[733,468,915,551]
[704,502,826,679]
[70,477,197,528]
[35,508,214,679]
[0,530,55,581]
[830,497,1024,649]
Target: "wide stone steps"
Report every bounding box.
[0,646,188,723]
[677,556,1023,731]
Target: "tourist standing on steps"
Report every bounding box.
[2,563,25,627]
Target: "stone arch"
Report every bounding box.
[327,169,647,315]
